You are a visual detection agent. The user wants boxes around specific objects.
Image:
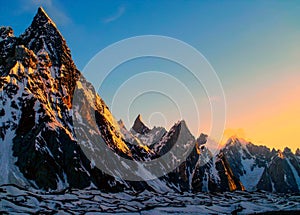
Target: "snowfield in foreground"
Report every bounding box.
[0,184,299,214]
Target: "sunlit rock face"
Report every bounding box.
[37,50,52,73]
[0,7,134,191]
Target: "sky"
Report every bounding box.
[0,0,299,151]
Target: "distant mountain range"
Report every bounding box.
[0,7,299,193]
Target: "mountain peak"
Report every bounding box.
[137,114,142,120]
[178,119,187,127]
[19,7,74,69]
[37,7,47,14]
[118,119,126,129]
[38,6,46,13]
[276,150,285,159]
[196,133,208,146]
[34,7,57,28]
[225,136,249,148]
[132,114,150,134]
[283,147,292,155]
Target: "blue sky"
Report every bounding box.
[1,0,300,150]
[1,1,299,71]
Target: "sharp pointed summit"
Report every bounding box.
[20,7,74,69]
[132,114,150,134]
[34,6,57,27]
[0,7,131,190]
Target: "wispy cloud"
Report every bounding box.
[18,0,71,26]
[102,5,126,24]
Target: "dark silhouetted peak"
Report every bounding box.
[171,120,192,136]
[194,133,208,154]
[196,133,208,146]
[283,147,293,156]
[153,120,195,156]
[177,119,186,129]
[34,7,56,27]
[296,148,300,156]
[0,26,14,40]
[118,119,125,128]
[132,114,150,134]
[176,120,195,143]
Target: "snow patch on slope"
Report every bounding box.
[239,158,264,191]
[132,127,166,146]
[0,63,28,186]
[286,158,300,191]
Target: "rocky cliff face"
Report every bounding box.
[0,7,136,191]
[257,148,300,193]
[132,114,151,134]
[222,138,300,193]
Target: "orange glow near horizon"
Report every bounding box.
[224,71,300,152]
[244,101,300,152]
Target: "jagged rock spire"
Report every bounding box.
[20,7,74,68]
[34,7,57,27]
[132,114,150,134]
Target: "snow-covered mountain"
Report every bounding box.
[121,116,245,192]
[0,7,137,191]
[0,7,241,193]
[257,147,300,193]
[222,137,300,193]
[119,115,166,147]
[0,7,299,194]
